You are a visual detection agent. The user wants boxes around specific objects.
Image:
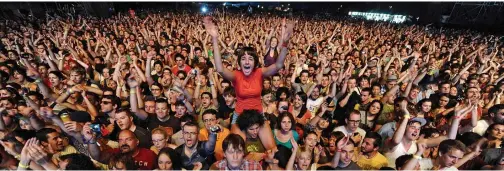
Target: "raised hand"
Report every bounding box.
[127,75,138,88]
[337,136,350,150]
[291,136,298,151]
[203,16,219,38]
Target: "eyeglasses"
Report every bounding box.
[183,132,197,136]
[347,120,360,124]
[152,138,166,143]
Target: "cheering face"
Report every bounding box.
[224,94,235,107]
[304,133,317,150]
[202,114,218,131]
[294,95,304,108]
[45,132,65,152]
[296,151,312,170]
[405,122,421,141]
[240,53,255,76]
[183,125,198,148]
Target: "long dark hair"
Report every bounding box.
[156,147,182,170]
[276,112,296,131]
[295,92,308,119]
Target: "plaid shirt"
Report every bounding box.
[215,159,262,170]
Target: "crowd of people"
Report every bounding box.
[0,8,503,170]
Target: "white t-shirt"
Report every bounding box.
[385,141,418,168]
[472,120,490,136]
[306,97,324,118]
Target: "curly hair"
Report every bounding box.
[237,109,265,130]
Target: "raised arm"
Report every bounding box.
[203,16,235,81]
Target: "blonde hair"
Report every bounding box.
[151,127,168,139]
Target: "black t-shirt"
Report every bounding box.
[146,115,181,135]
[134,126,153,148]
[217,95,234,120]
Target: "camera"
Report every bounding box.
[191,69,198,75]
[209,125,221,133]
[90,124,101,134]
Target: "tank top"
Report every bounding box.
[385,141,418,168]
[264,48,276,67]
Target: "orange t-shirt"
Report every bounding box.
[199,127,230,161]
[233,68,263,114]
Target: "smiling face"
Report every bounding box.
[405,122,421,140]
[240,53,255,76]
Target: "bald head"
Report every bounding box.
[118,130,139,153]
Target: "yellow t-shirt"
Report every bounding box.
[198,127,230,161]
[355,151,389,170]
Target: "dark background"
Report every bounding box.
[1,2,503,32]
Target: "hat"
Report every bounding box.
[387,75,398,82]
[408,117,427,127]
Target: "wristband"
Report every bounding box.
[18,163,29,169]
[35,78,42,83]
[413,154,422,159]
[130,89,136,94]
[68,88,74,94]
[15,154,21,159]
[454,115,463,119]
[336,149,342,152]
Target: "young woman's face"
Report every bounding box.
[152,133,167,150]
[48,73,61,86]
[294,95,303,108]
[489,124,504,140]
[439,96,449,107]
[280,116,292,131]
[157,153,173,170]
[369,102,381,115]
[240,53,255,76]
[296,151,312,170]
[421,101,432,113]
[246,124,260,139]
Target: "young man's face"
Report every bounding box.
[340,143,355,165]
[115,112,133,130]
[439,149,464,168]
[405,122,421,140]
[224,94,236,107]
[183,125,199,148]
[155,102,169,119]
[224,144,245,169]
[202,114,218,131]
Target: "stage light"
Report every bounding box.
[223,3,226,6]
[201,7,208,13]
